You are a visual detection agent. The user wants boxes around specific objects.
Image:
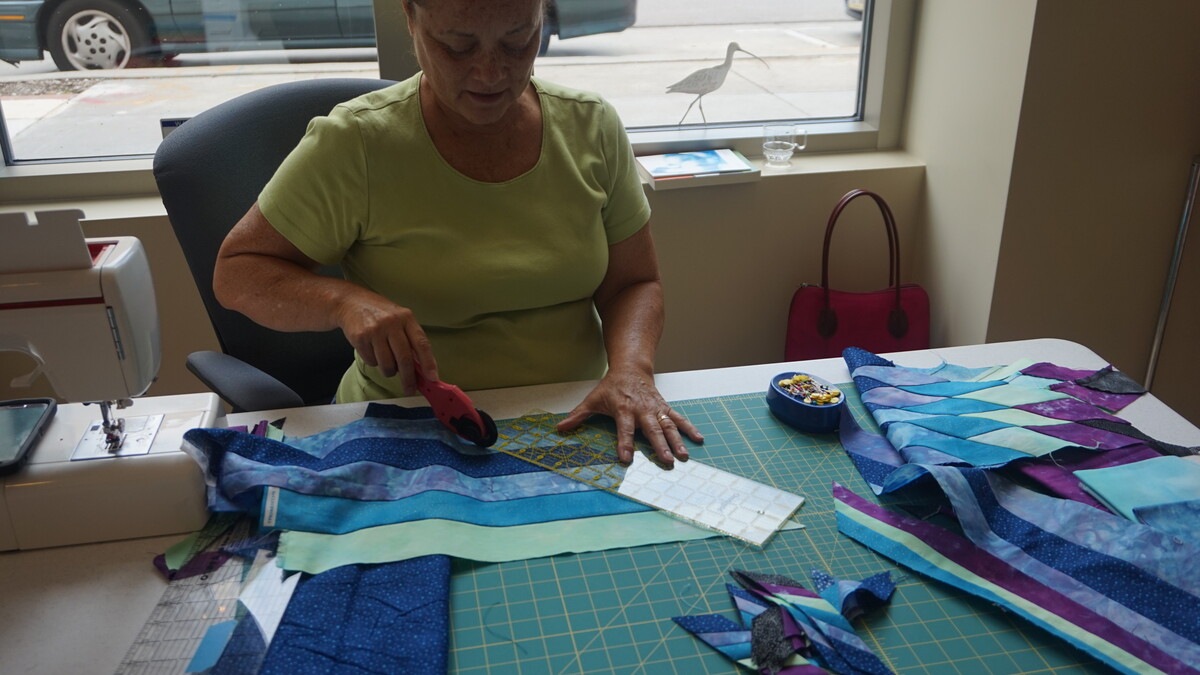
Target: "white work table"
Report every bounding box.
[2,338,1196,674]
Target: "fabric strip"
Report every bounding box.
[834,483,1199,675]
[268,486,648,534]
[276,511,746,574]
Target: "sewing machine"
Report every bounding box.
[0,210,220,550]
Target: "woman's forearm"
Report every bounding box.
[596,278,664,376]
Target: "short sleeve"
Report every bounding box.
[258,106,370,265]
[597,100,651,245]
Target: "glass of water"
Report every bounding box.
[763,125,807,167]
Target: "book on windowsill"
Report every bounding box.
[635,149,760,191]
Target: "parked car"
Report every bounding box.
[844,0,864,21]
[0,0,636,70]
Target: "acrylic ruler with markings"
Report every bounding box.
[493,411,804,547]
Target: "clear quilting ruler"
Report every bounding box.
[494,412,804,547]
[114,517,254,675]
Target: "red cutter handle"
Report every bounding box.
[414,365,498,447]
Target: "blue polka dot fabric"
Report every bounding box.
[260,556,451,675]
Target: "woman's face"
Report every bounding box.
[404,0,543,129]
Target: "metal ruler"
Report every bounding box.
[494,412,805,547]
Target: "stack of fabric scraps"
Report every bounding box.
[673,569,895,674]
[834,347,1200,675]
[1074,454,1200,539]
[178,403,737,674]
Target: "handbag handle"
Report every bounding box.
[817,189,910,339]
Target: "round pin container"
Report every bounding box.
[766,371,845,433]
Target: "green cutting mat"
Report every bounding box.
[448,390,1111,675]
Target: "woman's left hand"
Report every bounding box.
[556,366,704,466]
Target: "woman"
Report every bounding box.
[213,0,702,465]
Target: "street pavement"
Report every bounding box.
[1,21,861,159]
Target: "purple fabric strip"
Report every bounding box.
[1012,397,1125,423]
[153,550,232,581]
[1027,422,1143,450]
[1050,382,1141,413]
[1021,362,1098,381]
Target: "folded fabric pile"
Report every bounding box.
[835,347,1200,675]
[673,569,895,674]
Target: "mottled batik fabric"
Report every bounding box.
[673,569,895,675]
[835,348,1200,675]
[181,404,648,675]
[183,403,651,529]
[839,347,1195,501]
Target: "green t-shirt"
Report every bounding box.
[258,74,651,401]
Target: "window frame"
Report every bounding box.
[0,0,913,203]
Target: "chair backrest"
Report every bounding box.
[153,78,395,406]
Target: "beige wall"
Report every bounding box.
[986,0,1200,422]
[902,0,1038,347]
[649,154,925,373]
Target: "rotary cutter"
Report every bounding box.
[414,365,498,447]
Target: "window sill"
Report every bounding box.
[1,150,925,217]
[637,149,924,188]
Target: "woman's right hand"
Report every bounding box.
[335,290,439,394]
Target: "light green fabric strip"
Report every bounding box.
[277,512,803,574]
[970,358,1036,383]
[958,382,1068,407]
[971,426,1073,456]
[964,407,1067,428]
[163,531,201,570]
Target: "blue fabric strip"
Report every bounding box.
[887,424,1029,465]
[219,455,601,506]
[186,428,540,484]
[270,486,648,534]
[905,397,1005,415]
[902,414,1012,439]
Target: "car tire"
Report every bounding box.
[46,0,160,70]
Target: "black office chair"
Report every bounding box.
[153,78,396,413]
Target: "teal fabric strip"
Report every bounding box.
[1075,456,1200,521]
[276,513,803,574]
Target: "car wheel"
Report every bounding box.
[46,0,158,70]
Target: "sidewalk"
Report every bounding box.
[2,22,861,159]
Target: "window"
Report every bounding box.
[0,0,911,192]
